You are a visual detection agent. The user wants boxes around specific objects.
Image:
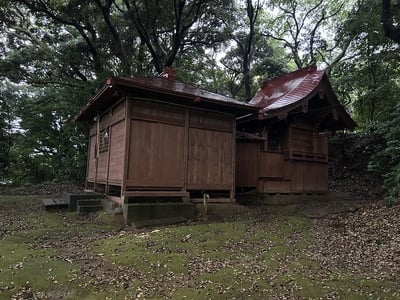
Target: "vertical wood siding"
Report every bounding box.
[108,120,125,182]
[87,134,97,181]
[187,128,233,188]
[235,142,258,187]
[291,127,314,153]
[289,161,328,192]
[127,119,185,187]
[258,151,285,178]
[96,152,108,181]
[238,122,330,194]
[87,97,238,196]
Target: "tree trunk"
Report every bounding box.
[382,0,400,42]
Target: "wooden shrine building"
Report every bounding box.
[75,68,258,204]
[76,65,355,208]
[235,65,356,195]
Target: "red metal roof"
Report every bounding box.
[250,65,324,113]
[247,65,356,130]
[76,66,355,130]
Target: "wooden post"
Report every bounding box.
[183,108,189,193]
[288,126,293,160]
[121,97,130,204]
[105,124,112,195]
[94,114,100,192]
[230,116,236,203]
[312,130,317,155]
[84,130,92,191]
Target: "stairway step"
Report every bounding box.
[42,198,68,211]
[77,204,103,214]
[63,192,104,211]
[77,199,102,207]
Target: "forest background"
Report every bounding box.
[1,0,399,202]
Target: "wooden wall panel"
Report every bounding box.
[190,110,232,132]
[289,161,328,192]
[111,100,126,124]
[258,152,285,178]
[130,99,185,124]
[235,142,258,187]
[127,119,185,187]
[291,127,314,152]
[187,128,233,188]
[96,152,108,182]
[87,134,97,181]
[99,111,111,131]
[316,133,328,155]
[108,120,125,182]
[89,123,97,136]
[258,179,290,193]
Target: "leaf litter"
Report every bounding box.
[0,195,399,299]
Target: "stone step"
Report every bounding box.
[77,199,103,207]
[63,192,104,211]
[77,204,104,214]
[42,198,68,211]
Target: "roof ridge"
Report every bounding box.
[261,65,319,88]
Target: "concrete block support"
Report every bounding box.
[123,203,195,227]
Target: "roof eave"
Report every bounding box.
[75,83,115,122]
[261,83,321,119]
[76,77,258,122]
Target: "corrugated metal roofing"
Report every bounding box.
[75,75,257,121]
[247,65,356,130]
[114,76,252,107]
[250,65,324,113]
[76,66,355,131]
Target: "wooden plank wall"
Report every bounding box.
[235,142,258,187]
[258,151,285,178]
[288,161,328,192]
[187,110,233,190]
[187,128,233,189]
[108,120,125,182]
[86,100,126,186]
[87,134,97,181]
[238,122,330,194]
[316,133,328,156]
[287,124,329,192]
[88,97,237,196]
[127,119,185,187]
[126,99,185,188]
[291,127,314,153]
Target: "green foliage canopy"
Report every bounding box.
[0,0,399,198]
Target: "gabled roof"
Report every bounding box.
[250,65,324,112]
[76,76,257,121]
[248,65,356,131]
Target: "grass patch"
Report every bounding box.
[0,238,80,299]
[95,222,251,276]
[1,195,399,299]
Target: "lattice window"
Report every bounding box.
[99,128,109,154]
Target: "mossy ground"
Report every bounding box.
[0,195,399,299]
